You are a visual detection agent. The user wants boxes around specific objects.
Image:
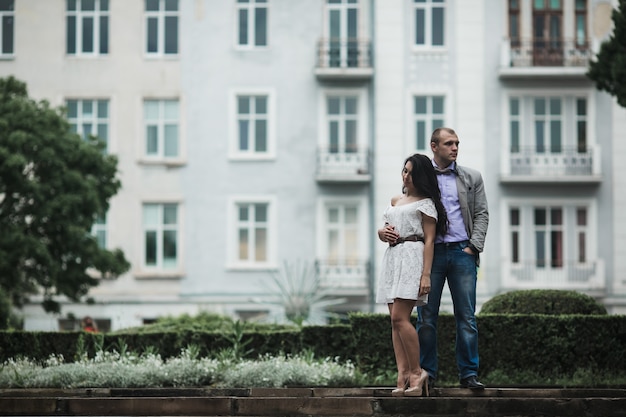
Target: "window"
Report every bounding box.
[413,0,445,47]
[92,214,107,248]
[324,203,359,266]
[327,95,358,153]
[509,0,520,46]
[66,99,109,150]
[143,203,178,269]
[534,207,563,268]
[574,0,587,48]
[145,0,178,55]
[575,98,587,152]
[534,97,562,153]
[66,0,109,55]
[237,0,267,47]
[414,95,444,150]
[510,207,520,263]
[532,0,562,65]
[232,200,274,266]
[575,207,587,263]
[237,95,268,154]
[510,98,520,153]
[144,99,179,158]
[326,0,359,67]
[0,0,14,56]
[231,90,274,159]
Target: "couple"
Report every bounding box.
[376,127,489,396]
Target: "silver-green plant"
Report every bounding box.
[254,260,346,326]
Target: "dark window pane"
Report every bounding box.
[432,96,444,114]
[239,120,249,150]
[255,120,267,152]
[163,230,177,261]
[512,231,519,263]
[432,7,444,46]
[67,16,76,54]
[66,100,78,118]
[254,7,267,46]
[82,17,94,53]
[146,0,159,11]
[100,0,109,11]
[255,204,267,222]
[165,0,178,11]
[145,231,157,265]
[238,96,250,114]
[534,208,546,225]
[67,0,77,11]
[238,9,248,45]
[415,9,425,44]
[255,96,267,114]
[416,121,426,149]
[100,16,109,53]
[147,17,158,52]
[164,16,178,53]
[414,96,426,114]
[510,208,520,225]
[1,15,13,54]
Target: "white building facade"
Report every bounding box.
[1,0,624,331]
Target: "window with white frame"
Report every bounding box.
[143,203,178,269]
[575,207,587,263]
[145,0,178,55]
[66,0,109,55]
[510,204,590,267]
[414,95,444,151]
[144,99,179,158]
[66,99,109,150]
[534,97,562,153]
[413,0,445,47]
[234,201,271,265]
[326,0,359,68]
[92,213,107,248]
[508,94,590,155]
[575,98,587,152]
[323,203,359,266]
[237,0,268,47]
[534,206,563,268]
[0,0,14,56]
[509,98,520,153]
[236,94,270,154]
[327,95,358,153]
[509,207,520,264]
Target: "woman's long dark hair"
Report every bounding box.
[405,153,448,236]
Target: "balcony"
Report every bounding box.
[316,147,371,184]
[500,146,601,184]
[316,259,370,295]
[499,37,593,79]
[502,260,605,292]
[315,38,373,81]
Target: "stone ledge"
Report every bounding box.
[1,388,626,416]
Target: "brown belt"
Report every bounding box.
[389,235,424,247]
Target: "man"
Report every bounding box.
[416,127,489,390]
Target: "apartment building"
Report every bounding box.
[1,0,623,331]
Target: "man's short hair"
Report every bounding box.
[431,127,458,144]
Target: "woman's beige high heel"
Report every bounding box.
[404,369,430,397]
[391,378,409,396]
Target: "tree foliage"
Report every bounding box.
[0,76,129,313]
[587,0,626,107]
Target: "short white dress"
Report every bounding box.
[376,198,437,306]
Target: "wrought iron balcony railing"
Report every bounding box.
[315,38,373,80]
[500,37,592,77]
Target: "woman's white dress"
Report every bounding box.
[376,198,437,306]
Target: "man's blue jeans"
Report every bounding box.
[416,241,479,381]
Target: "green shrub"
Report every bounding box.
[479,290,607,315]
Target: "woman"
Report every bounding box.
[376,153,448,397]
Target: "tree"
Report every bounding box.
[587,0,626,107]
[0,76,130,314]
